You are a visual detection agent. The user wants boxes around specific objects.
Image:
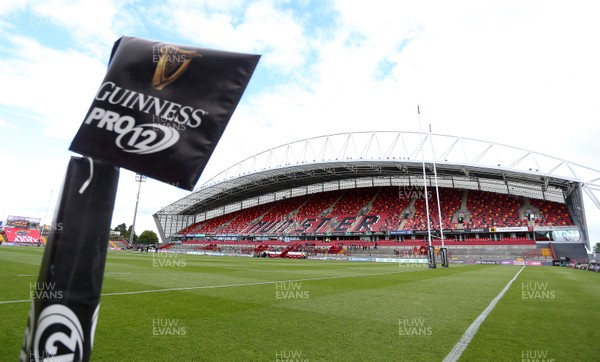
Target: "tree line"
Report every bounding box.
[112,223,158,244]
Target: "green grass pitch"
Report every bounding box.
[1,246,598,361]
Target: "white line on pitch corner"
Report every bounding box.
[443,265,526,362]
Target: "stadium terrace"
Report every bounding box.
[153,131,600,263]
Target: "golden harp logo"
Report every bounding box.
[152,45,200,90]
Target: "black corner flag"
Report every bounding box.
[70,36,260,190]
[21,36,259,361]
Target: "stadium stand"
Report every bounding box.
[165,185,585,262]
[152,131,594,265]
[177,187,576,238]
[109,237,129,249]
[528,199,574,226]
[3,227,42,245]
[223,203,272,234]
[550,242,588,263]
[169,238,556,262]
[369,187,412,231]
[403,187,463,230]
[464,190,524,228]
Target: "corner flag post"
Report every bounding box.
[20,157,119,361]
[20,36,259,361]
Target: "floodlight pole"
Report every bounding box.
[129,174,147,247]
[39,189,54,244]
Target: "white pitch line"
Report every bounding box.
[0,267,427,304]
[443,265,526,362]
[0,299,31,305]
[101,268,424,296]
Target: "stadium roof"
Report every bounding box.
[155,131,600,220]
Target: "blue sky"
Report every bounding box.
[1,0,599,247]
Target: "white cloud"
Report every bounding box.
[0,0,28,14]
[154,0,309,73]
[0,35,106,139]
[0,118,21,131]
[0,151,67,226]
[238,1,309,71]
[201,0,600,179]
[26,0,135,58]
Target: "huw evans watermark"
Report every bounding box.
[28,11,68,28]
[152,318,187,336]
[275,282,310,300]
[29,282,63,303]
[521,282,555,301]
[521,349,555,362]
[28,350,57,361]
[399,317,432,336]
[398,260,428,269]
[275,349,308,362]
[399,186,432,200]
[152,252,187,268]
[152,114,188,132]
